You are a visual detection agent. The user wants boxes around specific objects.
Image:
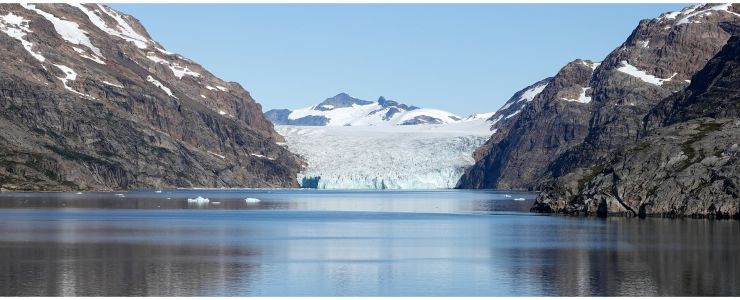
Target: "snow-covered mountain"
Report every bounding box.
[265,93,464,126]
[267,84,555,189]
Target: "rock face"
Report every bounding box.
[264,92,462,126]
[460,4,740,193]
[457,60,597,189]
[0,4,302,191]
[534,34,740,218]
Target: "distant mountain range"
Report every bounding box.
[265,93,481,126]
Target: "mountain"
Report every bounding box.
[265,93,462,126]
[0,4,302,191]
[458,4,740,193]
[534,34,740,218]
[267,83,555,189]
[457,59,598,189]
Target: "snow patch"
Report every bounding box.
[250,153,275,160]
[561,87,592,104]
[22,4,103,57]
[54,64,90,97]
[519,83,548,102]
[638,40,649,48]
[218,110,226,115]
[0,13,45,62]
[146,53,200,79]
[617,61,676,86]
[676,3,740,25]
[156,47,173,55]
[580,61,600,71]
[288,102,461,127]
[146,75,177,98]
[70,4,150,49]
[103,80,123,89]
[206,85,217,91]
[102,80,123,88]
[207,151,225,160]
[463,112,496,121]
[216,85,228,92]
[72,47,105,64]
[505,109,521,119]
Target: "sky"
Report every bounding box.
[112,4,687,116]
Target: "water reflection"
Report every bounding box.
[0,241,262,296]
[497,218,740,296]
[0,189,535,214]
[0,191,737,296]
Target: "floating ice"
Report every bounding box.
[187,196,210,206]
[245,197,261,203]
[514,198,526,201]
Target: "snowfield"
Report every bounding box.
[276,119,494,189]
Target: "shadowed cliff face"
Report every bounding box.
[533,35,740,218]
[457,60,596,189]
[0,4,302,190]
[460,4,740,194]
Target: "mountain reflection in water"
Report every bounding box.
[0,190,736,296]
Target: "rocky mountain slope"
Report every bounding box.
[0,4,302,191]
[265,93,464,126]
[534,34,740,218]
[459,4,740,193]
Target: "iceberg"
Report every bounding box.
[245,197,261,203]
[187,196,210,206]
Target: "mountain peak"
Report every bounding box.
[315,93,373,111]
[265,93,473,127]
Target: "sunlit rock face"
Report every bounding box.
[0,4,302,191]
[459,4,740,191]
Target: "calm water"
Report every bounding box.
[0,190,737,296]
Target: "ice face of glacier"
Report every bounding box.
[276,119,494,189]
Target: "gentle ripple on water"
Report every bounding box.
[0,190,737,296]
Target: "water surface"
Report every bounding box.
[0,190,737,296]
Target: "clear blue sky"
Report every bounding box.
[112,4,687,116]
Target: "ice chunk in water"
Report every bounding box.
[187,196,210,206]
[245,197,261,204]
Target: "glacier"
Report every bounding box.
[276,119,494,189]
